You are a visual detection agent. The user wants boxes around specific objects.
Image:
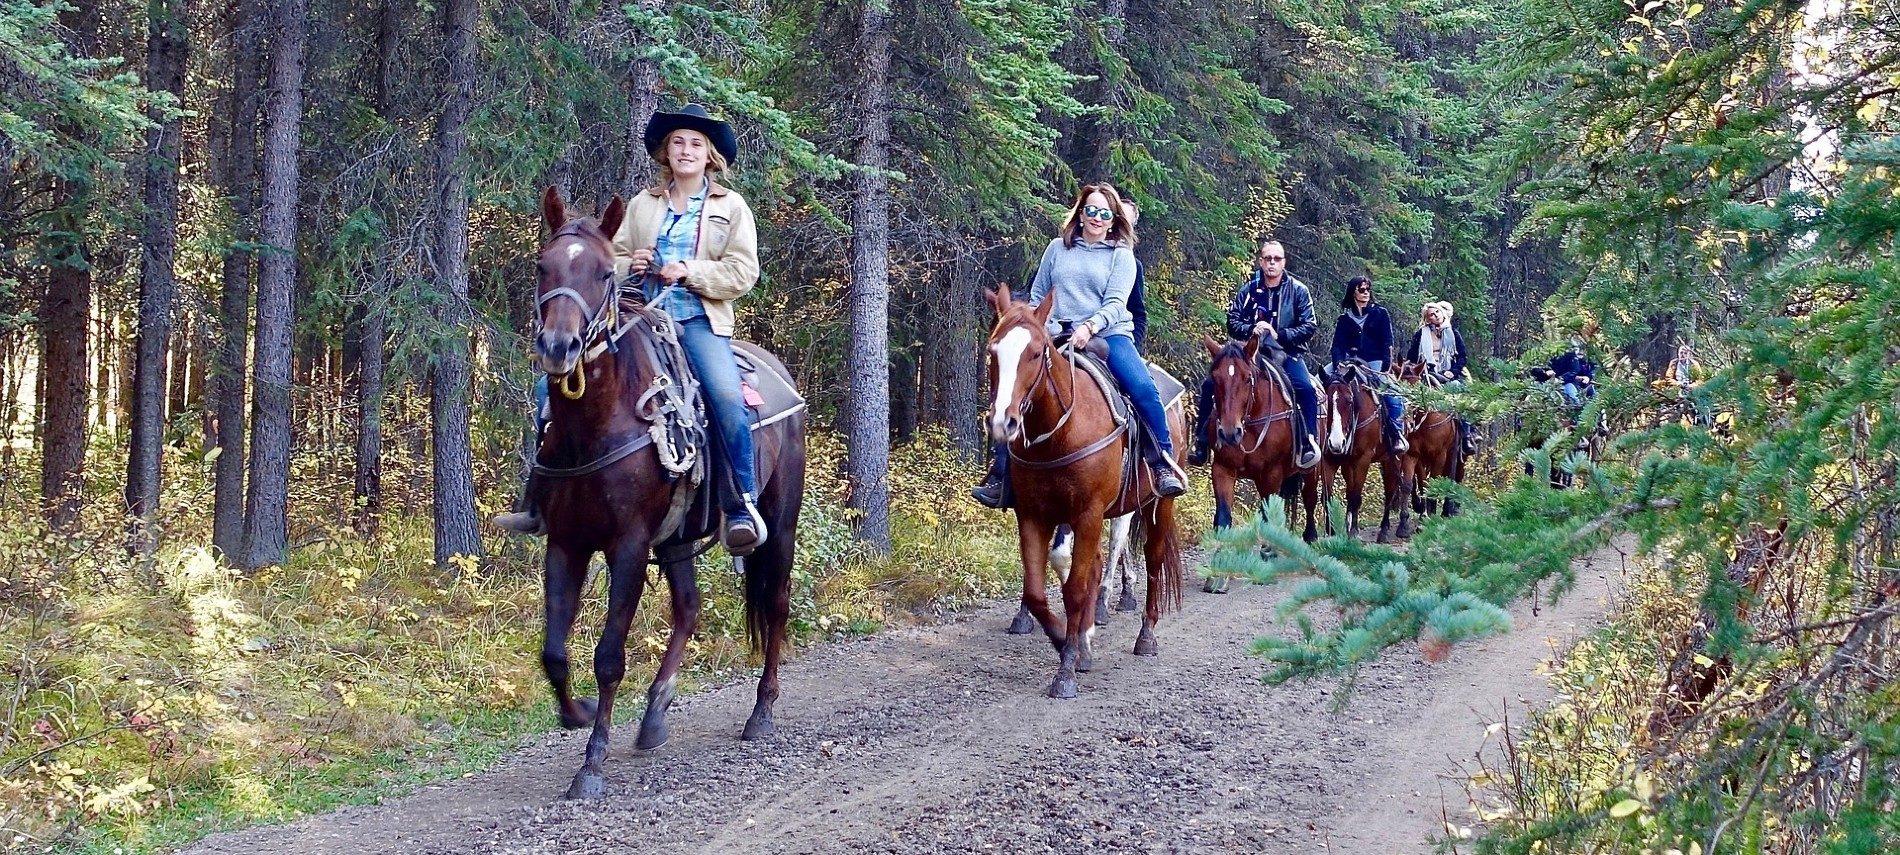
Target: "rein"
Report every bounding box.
[1003,339,1125,469]
[1214,357,1294,455]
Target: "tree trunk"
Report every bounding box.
[430,0,482,568]
[620,0,664,200]
[239,0,306,570]
[41,191,90,532]
[946,254,988,460]
[126,0,186,554]
[214,0,263,558]
[846,0,893,550]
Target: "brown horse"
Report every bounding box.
[1395,361,1464,525]
[1320,361,1410,542]
[531,188,806,799]
[985,286,1185,699]
[1201,337,1321,566]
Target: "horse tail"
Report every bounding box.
[1145,498,1186,614]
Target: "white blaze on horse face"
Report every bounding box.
[989,327,1033,440]
[1328,390,1348,452]
[1227,364,1236,377]
[564,242,585,261]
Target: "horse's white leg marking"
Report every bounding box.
[988,328,1033,440]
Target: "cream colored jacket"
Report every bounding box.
[610,180,760,337]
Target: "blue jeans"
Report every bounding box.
[1561,381,1593,407]
[1361,360,1405,430]
[678,316,758,501]
[1282,355,1319,441]
[1103,333,1173,453]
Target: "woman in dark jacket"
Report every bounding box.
[1328,277,1407,455]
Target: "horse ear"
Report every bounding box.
[990,283,1011,316]
[599,196,627,242]
[541,185,567,234]
[1243,335,1260,364]
[1203,336,1222,358]
[1032,291,1057,327]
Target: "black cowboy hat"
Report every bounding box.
[643,104,739,166]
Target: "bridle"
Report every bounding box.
[536,224,632,399]
[1212,351,1293,455]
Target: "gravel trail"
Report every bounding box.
[182,538,1630,854]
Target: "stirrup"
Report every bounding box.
[1296,436,1321,469]
[723,495,768,557]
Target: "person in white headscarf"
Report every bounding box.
[1406,301,1468,386]
[1405,301,1477,455]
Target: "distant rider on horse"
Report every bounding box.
[1328,276,1408,456]
[1189,238,1323,470]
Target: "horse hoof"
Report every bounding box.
[1094,614,1110,627]
[742,713,775,741]
[1007,611,1037,635]
[1048,676,1078,699]
[1133,630,1158,656]
[566,770,608,800]
[558,698,598,730]
[636,719,669,751]
[1077,649,1095,673]
[1376,530,1394,545]
[1117,591,1138,612]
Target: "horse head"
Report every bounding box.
[534,186,627,379]
[985,285,1057,444]
[1203,336,1262,448]
[1325,360,1371,456]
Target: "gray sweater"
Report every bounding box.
[1028,238,1138,340]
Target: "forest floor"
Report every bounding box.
[178,534,1633,855]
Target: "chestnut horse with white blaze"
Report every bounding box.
[984,286,1185,699]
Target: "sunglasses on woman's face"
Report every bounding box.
[1355,286,1371,294]
[1082,205,1116,222]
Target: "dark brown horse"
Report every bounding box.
[1320,361,1410,542]
[1395,361,1464,525]
[531,188,806,799]
[985,286,1185,698]
[1201,337,1321,584]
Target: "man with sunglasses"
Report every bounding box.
[1189,238,1323,469]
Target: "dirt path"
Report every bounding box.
[181,538,1631,855]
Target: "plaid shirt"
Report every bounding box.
[644,179,709,322]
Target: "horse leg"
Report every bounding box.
[1113,514,1139,612]
[541,542,598,730]
[1206,466,1238,594]
[636,550,697,750]
[740,508,797,741]
[1016,517,1064,652]
[1345,460,1368,540]
[1301,469,1320,543]
[1014,524,1067,634]
[567,537,651,800]
[1134,499,1178,657]
[1386,457,1414,542]
[1054,514,1105,695]
[1321,463,1337,537]
[1091,523,1111,626]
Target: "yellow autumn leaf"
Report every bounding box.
[1610,798,1645,818]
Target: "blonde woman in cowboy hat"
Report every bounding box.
[1405,300,1478,456]
[492,104,768,555]
[617,104,767,554]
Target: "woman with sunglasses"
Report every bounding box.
[1329,276,1408,456]
[971,183,1188,507]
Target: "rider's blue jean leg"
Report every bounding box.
[1282,356,1320,440]
[532,375,550,439]
[1104,333,1173,453]
[1382,393,1405,428]
[678,316,758,501]
[1561,382,1581,407]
